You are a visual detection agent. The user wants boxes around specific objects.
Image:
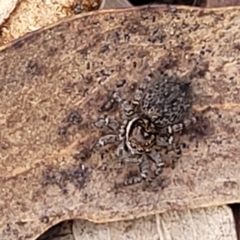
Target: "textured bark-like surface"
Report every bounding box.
[38,206,237,240]
[72,206,237,240]
[0,0,101,45]
[0,0,19,26]
[1,5,240,240]
[206,0,240,7]
[100,0,133,8]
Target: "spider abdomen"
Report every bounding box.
[140,75,194,129]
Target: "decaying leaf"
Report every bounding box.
[0,0,19,25]
[0,0,132,46]
[0,0,102,45]
[206,0,240,7]
[38,206,237,240]
[100,0,133,8]
[1,5,240,240]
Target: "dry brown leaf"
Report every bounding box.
[0,0,131,46]
[206,0,240,7]
[38,206,237,240]
[0,0,19,25]
[1,5,240,240]
[0,0,102,45]
[71,206,237,240]
[100,0,133,8]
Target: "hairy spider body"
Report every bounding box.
[124,117,156,154]
[91,115,165,184]
[141,80,193,129]
[89,71,196,186]
[116,116,165,185]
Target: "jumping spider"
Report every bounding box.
[89,71,197,186]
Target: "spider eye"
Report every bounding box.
[137,147,144,152]
[143,132,149,137]
[130,142,136,149]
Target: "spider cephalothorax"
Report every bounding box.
[88,70,196,186]
[116,116,165,185]
[90,114,165,183]
[123,117,156,154]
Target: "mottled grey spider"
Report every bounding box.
[91,114,167,185]
[90,71,196,185]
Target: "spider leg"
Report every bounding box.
[167,116,197,134]
[164,134,183,169]
[165,134,182,155]
[148,150,164,176]
[113,92,136,117]
[123,155,150,186]
[91,134,119,151]
[157,133,182,164]
[123,157,141,164]
[90,116,119,131]
[78,115,119,132]
[165,117,197,162]
[139,155,150,179]
[172,140,182,157]
[156,135,170,147]
[132,80,149,106]
[124,175,142,186]
[119,120,129,140]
